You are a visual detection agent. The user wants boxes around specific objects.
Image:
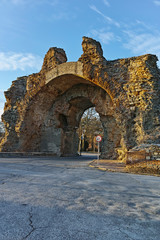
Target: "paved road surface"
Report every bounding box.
[0,156,160,240]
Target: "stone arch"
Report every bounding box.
[38,82,120,157]
[1,36,160,162]
[13,74,120,158]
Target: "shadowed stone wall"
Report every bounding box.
[1,37,160,161]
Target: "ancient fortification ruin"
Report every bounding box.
[1,37,160,162]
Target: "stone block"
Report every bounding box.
[127,150,146,164]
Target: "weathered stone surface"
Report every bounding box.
[1,36,160,161]
[41,47,67,72]
[126,160,160,175]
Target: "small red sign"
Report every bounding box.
[96,135,102,142]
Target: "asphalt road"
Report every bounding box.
[0,155,160,240]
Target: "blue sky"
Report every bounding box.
[0,0,160,116]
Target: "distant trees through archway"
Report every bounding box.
[78,107,103,153]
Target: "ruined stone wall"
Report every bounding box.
[0,47,67,152]
[78,37,160,160]
[0,37,160,161]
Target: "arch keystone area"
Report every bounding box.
[45,62,84,84]
[1,37,160,162]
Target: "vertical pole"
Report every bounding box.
[79,137,81,156]
[97,141,99,165]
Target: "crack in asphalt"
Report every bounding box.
[21,208,35,240]
[118,227,135,240]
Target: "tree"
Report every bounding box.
[78,107,103,152]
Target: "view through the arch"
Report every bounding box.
[77,107,103,154]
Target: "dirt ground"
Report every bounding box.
[89,159,160,176]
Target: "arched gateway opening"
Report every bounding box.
[78,107,104,154]
[37,75,121,159]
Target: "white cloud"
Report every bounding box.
[0,52,43,71]
[90,29,115,44]
[103,0,110,7]
[124,31,160,54]
[122,21,160,64]
[154,0,160,6]
[123,30,160,66]
[89,5,120,27]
